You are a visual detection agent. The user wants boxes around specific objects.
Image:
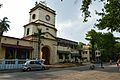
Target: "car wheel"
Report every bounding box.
[27,68,31,71]
[42,67,45,70]
[22,69,26,72]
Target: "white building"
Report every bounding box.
[0,2,80,65]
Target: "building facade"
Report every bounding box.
[0,2,80,64]
[81,45,92,62]
[57,38,80,63]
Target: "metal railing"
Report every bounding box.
[0,59,28,70]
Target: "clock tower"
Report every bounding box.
[23,2,57,64]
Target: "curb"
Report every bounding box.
[0,63,82,73]
[0,69,21,73]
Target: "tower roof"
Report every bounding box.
[29,2,56,15]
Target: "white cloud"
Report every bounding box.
[0,0,34,38]
[1,0,119,44]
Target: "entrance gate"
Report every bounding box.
[42,46,50,64]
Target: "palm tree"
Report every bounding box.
[0,3,3,8]
[33,28,45,59]
[0,17,10,52]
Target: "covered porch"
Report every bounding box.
[1,43,33,60]
[57,50,81,63]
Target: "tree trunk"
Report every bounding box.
[0,29,3,55]
[38,34,41,59]
[0,35,2,54]
[0,31,3,57]
[91,42,95,61]
[38,41,40,59]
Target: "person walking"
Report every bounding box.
[109,59,112,65]
[116,58,120,71]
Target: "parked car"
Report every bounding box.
[22,60,46,71]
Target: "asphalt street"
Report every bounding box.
[0,63,119,80]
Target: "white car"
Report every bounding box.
[22,60,46,71]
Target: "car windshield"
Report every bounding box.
[24,61,30,65]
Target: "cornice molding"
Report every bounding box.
[23,22,57,31]
[29,3,56,15]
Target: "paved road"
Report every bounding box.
[0,63,119,80]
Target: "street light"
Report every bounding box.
[100,49,104,68]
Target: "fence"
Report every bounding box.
[0,59,28,70]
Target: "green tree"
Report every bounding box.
[81,0,120,32]
[95,32,103,49]
[100,32,116,61]
[85,29,97,61]
[77,42,85,59]
[86,29,117,61]
[0,17,10,53]
[114,42,120,60]
[77,42,85,49]
[33,28,45,59]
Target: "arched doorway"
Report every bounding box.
[42,46,50,64]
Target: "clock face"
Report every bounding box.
[45,15,50,21]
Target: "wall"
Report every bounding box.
[1,36,33,47]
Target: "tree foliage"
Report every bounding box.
[0,17,10,35]
[77,42,85,50]
[0,17,10,53]
[95,0,120,32]
[61,0,120,32]
[81,0,120,32]
[86,29,117,61]
[33,28,45,59]
[86,29,97,60]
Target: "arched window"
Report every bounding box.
[32,14,36,19]
[27,28,30,35]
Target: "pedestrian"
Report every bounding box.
[89,63,95,70]
[116,58,120,71]
[109,59,112,65]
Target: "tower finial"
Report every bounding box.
[35,1,38,6]
[39,0,47,6]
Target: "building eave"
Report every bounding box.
[2,35,33,42]
[29,3,56,15]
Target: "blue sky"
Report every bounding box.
[0,0,120,44]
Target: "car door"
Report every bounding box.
[29,61,36,70]
[35,61,42,70]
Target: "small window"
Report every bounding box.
[83,52,85,54]
[46,28,49,30]
[17,41,19,45]
[45,15,50,21]
[35,61,40,64]
[30,61,35,64]
[86,51,87,54]
[32,14,36,19]
[59,54,63,59]
[98,53,100,55]
[27,28,30,35]
[46,35,48,37]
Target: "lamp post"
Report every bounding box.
[100,49,104,68]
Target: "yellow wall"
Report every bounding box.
[1,36,33,47]
[0,47,5,59]
[1,36,33,59]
